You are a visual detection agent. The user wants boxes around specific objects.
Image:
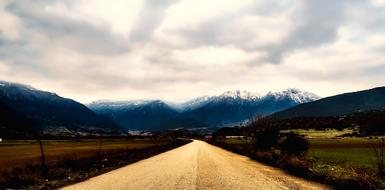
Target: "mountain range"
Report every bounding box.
[0,81,122,138]
[89,89,320,131]
[3,80,384,137]
[272,87,385,120]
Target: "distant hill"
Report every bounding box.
[89,89,319,131]
[0,101,35,138]
[89,100,180,131]
[272,87,385,120]
[0,81,122,138]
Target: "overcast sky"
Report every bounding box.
[1,0,385,103]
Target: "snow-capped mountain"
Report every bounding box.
[0,81,122,138]
[265,88,320,104]
[178,89,311,111]
[178,89,319,111]
[0,81,63,102]
[178,96,214,111]
[88,89,320,131]
[89,100,155,111]
[161,90,263,112]
[272,87,385,119]
[212,89,320,104]
[180,89,320,127]
[216,90,263,100]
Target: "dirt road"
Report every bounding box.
[62,140,331,190]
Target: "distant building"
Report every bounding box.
[127,130,152,136]
[225,136,244,139]
[128,130,141,136]
[141,132,153,137]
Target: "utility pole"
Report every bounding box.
[38,135,47,179]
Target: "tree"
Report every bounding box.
[247,115,280,150]
[253,126,280,150]
[281,132,309,156]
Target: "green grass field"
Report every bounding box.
[224,129,382,168]
[309,148,375,166]
[290,130,380,167]
[218,129,385,189]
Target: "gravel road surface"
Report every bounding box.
[62,140,331,190]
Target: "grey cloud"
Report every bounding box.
[0,0,134,79]
[350,2,385,33]
[163,1,296,51]
[0,35,50,75]
[266,0,350,63]
[129,0,179,43]
[173,14,237,47]
[0,0,384,102]
[362,62,385,76]
[247,1,294,16]
[5,1,130,55]
[160,1,373,65]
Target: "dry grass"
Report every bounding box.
[0,138,190,189]
[280,129,355,138]
[0,139,161,170]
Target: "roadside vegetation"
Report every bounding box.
[0,137,191,189]
[209,115,385,190]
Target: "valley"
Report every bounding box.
[1,81,385,189]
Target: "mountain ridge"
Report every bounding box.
[89,89,320,112]
[0,81,123,138]
[89,89,320,131]
[271,86,385,120]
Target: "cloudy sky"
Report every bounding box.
[1,0,385,103]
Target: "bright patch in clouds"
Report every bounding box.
[45,0,143,36]
[0,0,384,103]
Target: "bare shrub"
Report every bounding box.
[371,138,385,177]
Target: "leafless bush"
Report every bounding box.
[371,138,385,177]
